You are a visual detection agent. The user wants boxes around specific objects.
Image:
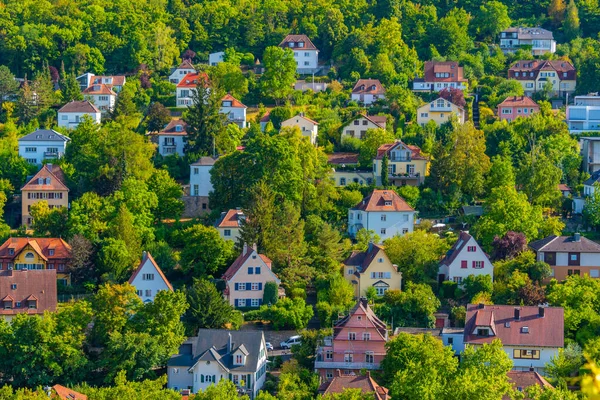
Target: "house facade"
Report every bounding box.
[566,95,600,134]
[57,100,101,129]
[279,34,319,74]
[215,209,246,242]
[222,244,280,308]
[508,60,576,98]
[464,304,564,375]
[176,73,207,107]
[280,114,318,145]
[438,231,494,285]
[497,96,540,122]
[343,243,402,298]
[340,115,387,142]
[21,164,69,227]
[328,153,374,187]
[351,79,385,105]
[499,27,556,55]
[314,299,388,380]
[0,269,57,322]
[167,329,268,398]
[209,51,225,66]
[189,156,216,198]
[18,129,70,166]
[0,237,72,285]
[529,233,600,281]
[348,190,415,241]
[82,84,116,113]
[169,60,197,84]
[150,120,187,157]
[220,94,247,128]
[416,97,465,126]
[581,137,600,174]
[412,61,468,92]
[128,251,173,303]
[373,141,429,186]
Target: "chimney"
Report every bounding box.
[539,306,545,318]
[142,250,147,259]
[360,297,368,308]
[478,303,485,309]
[574,232,581,242]
[252,243,258,252]
[336,369,342,377]
[514,308,520,320]
[242,243,248,256]
[228,332,232,353]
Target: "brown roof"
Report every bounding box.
[221,94,247,108]
[191,156,218,166]
[504,371,552,400]
[440,231,479,267]
[366,115,387,128]
[352,79,385,95]
[529,235,600,253]
[343,243,394,277]
[318,372,389,400]
[82,83,116,96]
[424,61,467,83]
[177,59,196,70]
[221,246,272,281]
[279,34,318,51]
[498,96,539,108]
[216,209,247,228]
[352,190,414,212]
[508,60,576,80]
[0,237,72,262]
[154,120,188,136]
[91,75,126,87]
[177,72,209,88]
[558,184,571,192]
[375,140,428,161]
[52,385,88,400]
[0,269,57,315]
[464,304,564,348]
[327,152,359,165]
[21,164,69,192]
[260,112,271,123]
[58,100,100,114]
[334,298,388,340]
[128,252,173,291]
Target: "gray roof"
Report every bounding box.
[503,27,554,40]
[168,329,264,373]
[18,129,70,142]
[584,170,600,186]
[529,235,600,253]
[191,156,218,166]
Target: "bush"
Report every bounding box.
[246,298,314,330]
[440,280,458,299]
[263,281,279,306]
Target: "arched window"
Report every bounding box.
[25,252,34,259]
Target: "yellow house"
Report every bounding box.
[417,98,465,127]
[342,243,402,298]
[372,141,429,186]
[21,164,69,227]
[508,60,576,97]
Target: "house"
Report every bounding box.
[581,136,600,174]
[209,51,225,66]
[128,251,173,303]
[438,231,494,285]
[18,129,70,166]
[506,370,553,399]
[498,96,540,122]
[220,94,247,128]
[318,370,389,400]
[342,243,402,298]
[416,97,465,126]
[499,27,556,55]
[167,329,268,398]
[176,72,208,107]
[215,209,246,242]
[280,114,318,145]
[279,34,319,74]
[150,120,187,157]
[89,75,126,93]
[340,115,387,141]
[412,61,468,92]
[222,244,280,308]
[327,153,374,187]
[76,73,95,91]
[508,60,576,98]
[464,304,564,375]
[189,156,216,198]
[21,164,69,227]
[529,233,600,281]
[373,141,429,186]
[0,269,57,321]
[82,84,116,113]
[584,170,600,198]
[169,60,197,84]
[57,100,101,129]
[259,112,271,131]
[314,299,389,380]
[351,79,385,105]
[566,94,600,134]
[558,184,571,197]
[51,385,88,400]
[348,190,415,241]
[441,327,465,355]
[0,237,72,285]
[294,80,327,92]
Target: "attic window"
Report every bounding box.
[36,135,42,139]
[48,135,54,139]
[477,328,489,337]
[11,284,17,290]
[8,249,14,255]
[298,42,305,48]
[384,201,392,206]
[504,322,510,328]
[175,125,183,132]
[521,326,529,334]
[48,249,54,256]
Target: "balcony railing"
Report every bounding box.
[44,152,60,157]
[314,361,381,370]
[390,157,411,162]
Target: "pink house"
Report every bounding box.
[497,96,539,122]
[314,299,388,380]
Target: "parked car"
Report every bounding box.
[266,342,274,351]
[280,335,302,349]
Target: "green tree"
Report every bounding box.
[184,78,226,156]
[260,46,297,105]
[563,0,581,40]
[248,297,314,330]
[546,343,585,387]
[263,281,279,306]
[145,102,172,133]
[91,283,142,346]
[548,0,567,27]
[472,1,511,41]
[0,65,19,108]
[183,278,241,335]
[381,154,390,187]
[359,129,395,168]
[584,184,600,228]
[462,274,493,301]
[178,224,235,277]
[147,169,184,221]
[191,379,249,400]
[29,201,69,237]
[210,62,249,99]
[59,64,83,103]
[378,284,441,328]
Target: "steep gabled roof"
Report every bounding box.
[333,299,388,340]
[319,372,389,399]
[282,114,319,126]
[440,231,484,267]
[424,61,467,83]
[21,164,69,192]
[375,140,428,161]
[221,246,274,281]
[498,96,539,108]
[343,243,394,276]
[177,72,209,88]
[0,269,57,315]
[128,252,173,291]
[221,94,247,108]
[327,152,359,165]
[153,119,188,136]
[82,83,116,95]
[19,129,70,142]
[58,100,100,114]
[0,237,71,260]
[52,385,88,400]
[279,34,318,51]
[352,79,385,95]
[177,59,196,70]
[352,190,414,212]
[216,209,247,228]
[505,370,553,399]
[191,156,218,166]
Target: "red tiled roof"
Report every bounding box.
[221,246,272,281]
[82,83,116,95]
[353,190,414,212]
[52,385,88,400]
[464,304,564,347]
[498,96,539,108]
[154,120,188,136]
[327,152,359,165]
[424,61,467,83]
[216,209,247,228]
[352,79,385,95]
[0,237,71,261]
[177,59,195,70]
[177,72,209,88]
[319,373,389,399]
[279,34,318,51]
[128,252,173,291]
[558,184,571,192]
[334,299,388,340]
[58,100,100,113]
[504,371,552,399]
[508,60,576,80]
[91,75,126,87]
[343,243,396,276]
[0,269,57,315]
[21,164,69,192]
[260,112,271,123]
[221,94,247,108]
[375,140,428,161]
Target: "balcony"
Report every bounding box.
[44,151,60,158]
[314,361,381,370]
[389,157,411,162]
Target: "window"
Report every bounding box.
[224,229,231,237]
[376,286,388,296]
[340,178,346,186]
[544,252,556,266]
[326,370,333,379]
[513,349,540,359]
[348,268,354,275]
[11,284,17,290]
[407,164,415,175]
[380,228,386,235]
[193,168,199,175]
[448,337,454,345]
[143,289,151,297]
[461,260,468,269]
[61,115,68,120]
[251,283,259,291]
[326,350,333,360]
[142,273,155,280]
[371,272,392,279]
[381,214,386,221]
[403,214,409,222]
[467,246,476,252]
[344,352,353,362]
[348,332,356,341]
[378,258,384,263]
[365,352,374,363]
[25,147,36,153]
[421,112,429,118]
[473,261,484,269]
[362,332,371,341]
[255,267,261,274]
[402,228,409,234]
[354,120,359,125]
[453,276,463,284]
[477,328,489,337]
[236,355,243,364]
[304,61,309,66]
[48,249,54,256]
[569,253,580,266]
[251,299,259,307]
[193,185,199,196]
[137,290,143,296]
[248,267,254,275]
[233,375,239,385]
[563,72,567,78]
[237,283,246,291]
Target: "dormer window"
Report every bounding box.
[11,284,17,290]
[36,135,42,139]
[371,85,376,90]
[175,125,183,132]
[288,42,294,48]
[223,101,232,107]
[28,299,37,309]
[477,328,490,337]
[298,42,305,48]
[521,326,529,333]
[8,248,14,256]
[48,249,54,256]
[3,300,12,310]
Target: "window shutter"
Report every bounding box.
[213,375,216,383]
[235,283,239,291]
[247,374,251,388]
[246,283,251,290]
[258,283,262,290]
[234,299,238,307]
[472,261,476,268]
[201,375,204,383]
[461,260,467,269]
[259,299,263,305]
[248,267,253,274]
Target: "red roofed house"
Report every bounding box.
[82,83,116,113]
[149,120,188,157]
[51,384,88,400]
[348,190,415,241]
[176,72,208,107]
[0,237,72,285]
[90,75,126,92]
[280,114,318,145]
[0,269,57,321]
[340,115,387,142]
[169,59,197,84]
[21,164,69,227]
[222,244,281,308]
[314,299,389,380]
[351,79,386,106]
[57,100,101,129]
[220,94,247,128]
[438,231,494,285]
[413,61,468,92]
[498,96,540,122]
[279,34,319,74]
[129,251,173,303]
[343,243,402,298]
[505,370,553,399]
[508,60,576,97]
[318,370,389,399]
[464,304,564,375]
[373,140,429,186]
[215,208,247,243]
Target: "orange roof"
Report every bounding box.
[353,190,414,212]
[153,120,188,136]
[177,72,209,88]
[221,94,247,108]
[352,79,385,95]
[53,384,88,400]
[21,164,69,192]
[177,59,195,70]
[128,252,173,291]
[319,373,389,400]
[216,209,247,228]
[0,237,72,261]
[375,141,428,161]
[82,83,116,96]
[498,96,539,108]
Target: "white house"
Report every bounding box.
[580,136,600,174]
[280,114,318,145]
[294,80,327,92]
[438,231,494,285]
[76,73,95,91]
[82,84,116,114]
[18,129,70,166]
[215,209,246,242]
[340,115,387,141]
[278,34,319,74]
[584,171,600,197]
[169,60,197,84]
[351,79,386,105]
[220,94,247,128]
[209,51,225,66]
[464,304,564,375]
[348,189,415,242]
[499,27,556,55]
[128,251,173,303]
[412,61,468,92]
[57,100,101,129]
[150,120,187,157]
[566,95,600,134]
[176,72,206,107]
[167,329,268,397]
[90,75,126,93]
[190,157,217,198]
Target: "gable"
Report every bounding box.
[15,243,47,263]
[362,249,395,275]
[229,251,278,283]
[129,253,173,291]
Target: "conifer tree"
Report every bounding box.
[563,0,580,40]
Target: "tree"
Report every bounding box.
[378,284,441,328]
[183,278,241,335]
[359,129,395,168]
[145,102,171,132]
[548,0,567,27]
[462,274,493,301]
[491,231,528,261]
[91,283,142,346]
[584,184,600,228]
[563,0,580,41]
[381,154,390,187]
[263,281,279,306]
[68,234,96,284]
[59,63,83,103]
[471,1,511,41]
[439,87,466,108]
[546,343,585,387]
[260,46,297,105]
[178,224,235,277]
[210,62,249,99]
[29,201,69,237]
[246,297,314,330]
[486,155,515,194]
[147,169,184,221]
[190,379,249,400]
[0,65,18,108]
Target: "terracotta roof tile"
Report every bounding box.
[21,164,69,192]
[352,79,385,95]
[498,96,539,108]
[279,34,318,51]
[508,60,576,80]
[177,72,209,88]
[153,120,188,136]
[221,246,272,281]
[0,269,57,315]
[319,373,389,399]
[91,75,126,87]
[221,94,247,108]
[352,190,414,212]
[504,371,553,399]
[424,61,467,83]
[82,83,116,95]
[327,152,359,165]
[52,385,88,400]
[375,140,428,161]
[0,237,72,261]
[216,209,247,228]
[58,100,100,114]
